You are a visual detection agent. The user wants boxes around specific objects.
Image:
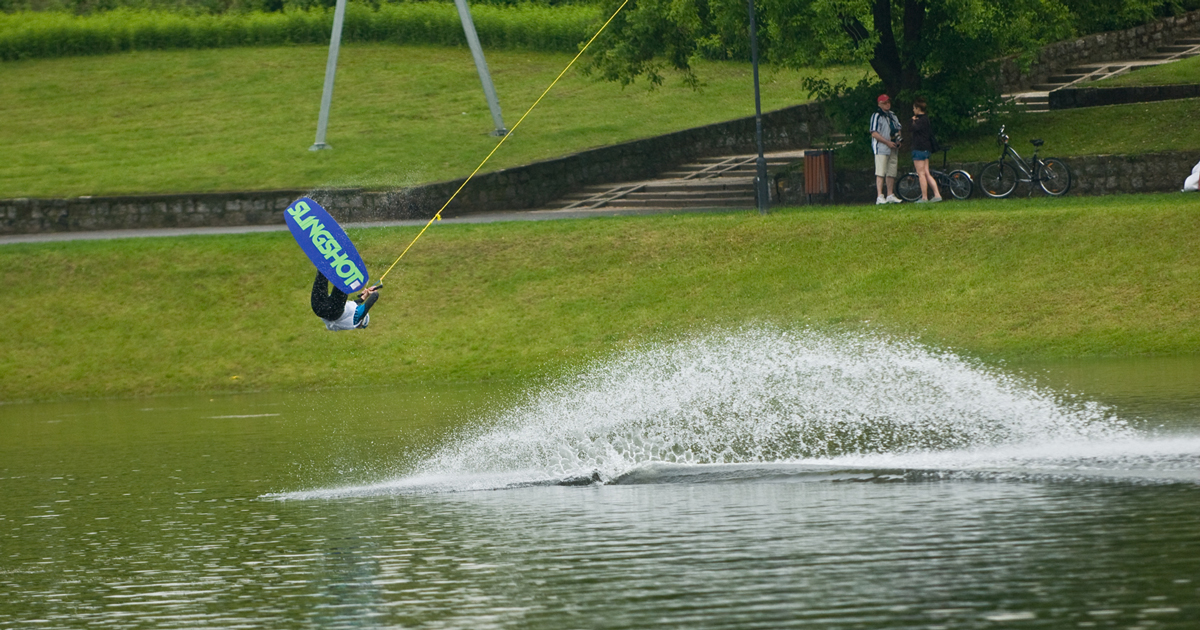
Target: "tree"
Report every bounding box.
[585,0,1077,141]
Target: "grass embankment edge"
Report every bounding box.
[3,193,1198,402]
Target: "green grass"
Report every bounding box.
[932,97,1200,164]
[0,43,867,199]
[1088,54,1200,87]
[4,193,1199,402]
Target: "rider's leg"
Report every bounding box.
[311,271,348,321]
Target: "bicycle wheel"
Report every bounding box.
[896,173,922,202]
[947,170,973,200]
[979,161,1018,198]
[1038,158,1072,196]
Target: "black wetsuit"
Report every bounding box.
[311,271,379,327]
[311,271,348,321]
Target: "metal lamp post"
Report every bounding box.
[748,0,769,214]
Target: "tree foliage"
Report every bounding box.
[583,0,1197,144]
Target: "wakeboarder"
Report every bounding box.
[311,271,380,331]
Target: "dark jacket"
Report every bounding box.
[911,114,935,153]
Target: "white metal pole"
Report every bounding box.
[310,0,348,151]
[453,0,507,136]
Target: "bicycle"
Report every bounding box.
[979,126,1072,198]
[897,145,974,202]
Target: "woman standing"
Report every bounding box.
[910,97,941,203]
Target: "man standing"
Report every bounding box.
[870,94,903,205]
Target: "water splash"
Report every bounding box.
[393,327,1138,490]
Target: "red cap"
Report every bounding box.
[877,94,890,104]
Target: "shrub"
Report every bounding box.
[0,3,601,61]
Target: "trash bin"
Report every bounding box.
[804,150,834,204]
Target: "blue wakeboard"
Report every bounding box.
[285,197,369,294]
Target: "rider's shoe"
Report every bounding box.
[930,196,943,203]
[885,194,902,204]
[876,196,888,205]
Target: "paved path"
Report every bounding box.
[0,205,753,245]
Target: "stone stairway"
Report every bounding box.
[534,151,805,213]
[1007,36,1200,112]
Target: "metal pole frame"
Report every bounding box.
[310,0,348,151]
[454,0,508,136]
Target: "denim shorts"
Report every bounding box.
[912,150,932,161]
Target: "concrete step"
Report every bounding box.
[660,163,792,179]
[606,196,755,209]
[660,170,758,179]
[628,187,753,198]
[621,196,754,208]
[1067,63,1121,73]
[549,186,756,209]
[678,157,796,168]
[642,181,755,193]
[535,150,801,211]
[693,154,799,162]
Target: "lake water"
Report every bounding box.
[3,329,1198,629]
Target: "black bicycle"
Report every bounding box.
[979,126,1072,198]
[897,145,974,202]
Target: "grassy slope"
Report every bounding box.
[936,97,1200,164]
[0,44,868,198]
[1089,54,1200,87]
[4,43,1199,199]
[3,193,1198,402]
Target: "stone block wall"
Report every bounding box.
[998,9,1200,94]
[1049,84,1200,109]
[1,102,834,236]
[776,151,1200,205]
[0,191,305,235]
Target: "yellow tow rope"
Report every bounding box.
[377,0,632,285]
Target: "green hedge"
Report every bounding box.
[0,3,601,61]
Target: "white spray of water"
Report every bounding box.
[406,327,1137,488]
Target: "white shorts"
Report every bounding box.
[874,153,898,178]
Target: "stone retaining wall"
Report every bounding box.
[1049,84,1200,109]
[1,103,833,236]
[776,151,1200,205]
[998,9,1200,94]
